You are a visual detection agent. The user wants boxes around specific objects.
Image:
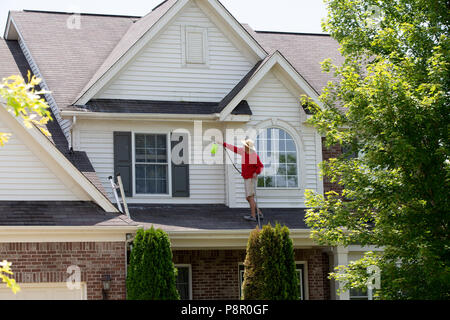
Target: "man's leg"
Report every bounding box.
[247,195,256,218]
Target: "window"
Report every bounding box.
[183,26,208,65]
[175,265,192,300]
[135,134,168,194]
[238,263,306,299]
[238,264,245,299]
[256,128,298,188]
[350,288,369,300]
[296,263,305,300]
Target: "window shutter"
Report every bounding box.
[171,132,190,197]
[186,30,204,64]
[114,132,132,197]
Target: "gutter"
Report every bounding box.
[61,111,251,122]
[165,228,318,250]
[61,110,221,121]
[0,225,141,243]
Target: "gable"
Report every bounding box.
[0,117,88,201]
[246,70,303,128]
[93,1,258,103]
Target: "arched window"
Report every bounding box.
[256,128,298,188]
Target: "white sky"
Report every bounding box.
[0,0,328,37]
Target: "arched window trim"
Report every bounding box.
[253,119,305,190]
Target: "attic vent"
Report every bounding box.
[183,26,208,65]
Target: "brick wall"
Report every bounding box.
[173,249,330,300]
[321,137,343,194]
[0,242,126,300]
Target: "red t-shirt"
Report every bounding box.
[223,143,264,179]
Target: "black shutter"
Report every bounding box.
[171,132,190,197]
[114,132,132,197]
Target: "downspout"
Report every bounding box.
[68,115,77,151]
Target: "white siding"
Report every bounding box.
[231,71,322,208]
[0,119,81,201]
[96,1,256,102]
[76,120,226,204]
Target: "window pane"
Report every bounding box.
[136,148,146,163]
[135,134,145,148]
[286,152,297,164]
[146,165,156,179]
[136,178,146,194]
[287,164,297,175]
[146,148,157,162]
[157,135,166,148]
[287,176,298,188]
[146,135,156,149]
[264,176,275,188]
[276,175,287,188]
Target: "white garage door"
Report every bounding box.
[0,282,86,300]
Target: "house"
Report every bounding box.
[0,0,377,300]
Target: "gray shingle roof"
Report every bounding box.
[129,204,307,231]
[0,201,137,226]
[9,10,137,112]
[252,30,345,94]
[77,98,252,115]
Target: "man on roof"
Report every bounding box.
[218,138,264,222]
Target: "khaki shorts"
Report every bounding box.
[244,177,257,198]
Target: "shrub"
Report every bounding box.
[242,224,299,300]
[242,227,264,299]
[127,227,180,300]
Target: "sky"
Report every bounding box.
[0,0,328,37]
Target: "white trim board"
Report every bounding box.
[0,226,139,242]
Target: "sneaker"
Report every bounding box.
[243,215,257,222]
[257,210,264,219]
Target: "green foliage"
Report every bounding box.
[0,72,52,145]
[0,260,20,294]
[242,224,299,300]
[127,227,180,300]
[242,228,264,299]
[304,0,449,299]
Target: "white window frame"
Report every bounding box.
[181,25,209,67]
[132,131,172,198]
[238,262,245,299]
[295,261,309,300]
[256,126,302,190]
[175,264,192,300]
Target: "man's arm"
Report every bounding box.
[223,142,241,154]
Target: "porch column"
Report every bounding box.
[332,246,350,300]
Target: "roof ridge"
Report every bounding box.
[21,9,141,19]
[255,30,330,37]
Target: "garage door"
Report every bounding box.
[0,282,86,300]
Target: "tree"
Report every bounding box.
[304,0,449,299]
[242,224,299,300]
[127,227,180,300]
[0,73,52,294]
